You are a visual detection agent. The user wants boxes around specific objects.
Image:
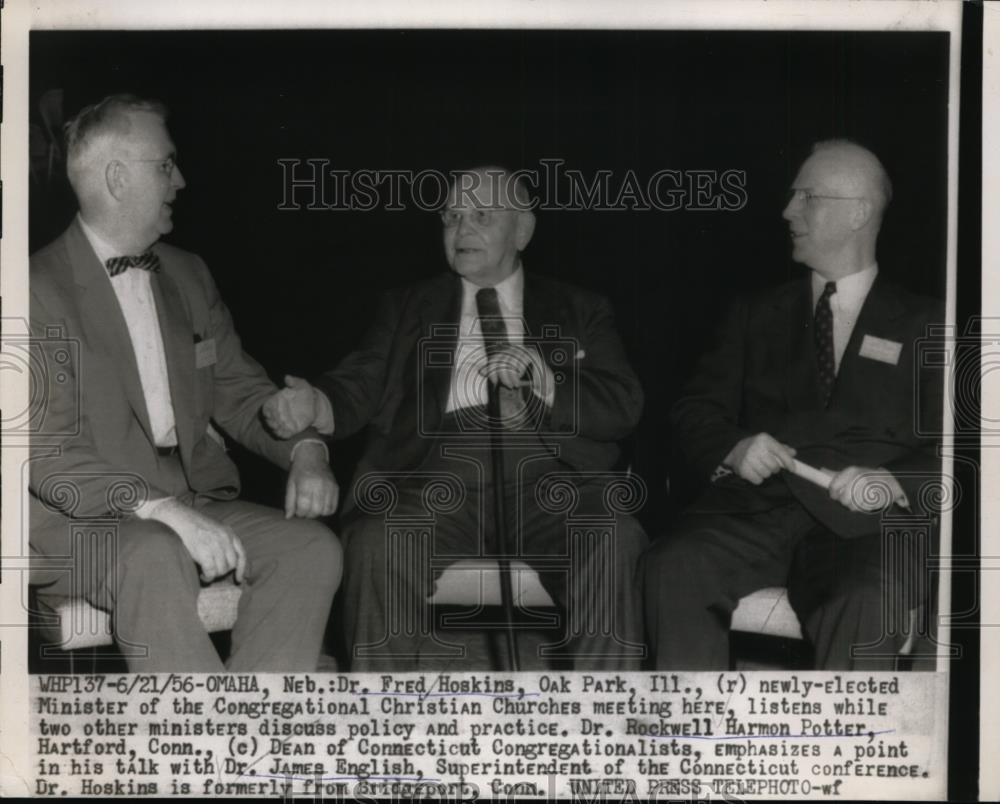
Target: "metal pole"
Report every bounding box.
[487,382,521,671]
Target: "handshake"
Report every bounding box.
[264,375,326,438]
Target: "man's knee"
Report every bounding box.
[341,515,434,602]
[599,516,647,581]
[277,519,343,587]
[342,515,404,572]
[642,526,708,579]
[616,515,648,556]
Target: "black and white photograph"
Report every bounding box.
[1,0,993,800]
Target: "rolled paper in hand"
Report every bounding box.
[790,459,835,490]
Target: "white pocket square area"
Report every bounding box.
[858,334,902,366]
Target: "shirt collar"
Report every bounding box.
[77,213,159,271]
[460,264,524,315]
[811,263,878,311]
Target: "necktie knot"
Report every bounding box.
[475,287,501,316]
[475,287,509,356]
[106,251,161,277]
[819,280,837,303]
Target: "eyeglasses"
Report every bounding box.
[786,189,866,206]
[122,155,177,177]
[439,208,507,228]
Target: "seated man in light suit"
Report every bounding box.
[643,140,943,670]
[29,94,342,672]
[265,166,647,671]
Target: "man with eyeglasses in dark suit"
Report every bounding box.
[643,140,944,671]
[264,166,648,671]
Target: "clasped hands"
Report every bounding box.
[263,375,323,438]
[723,432,905,513]
[263,346,554,438]
[478,343,554,401]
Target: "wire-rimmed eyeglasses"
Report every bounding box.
[786,188,866,206]
[121,154,178,177]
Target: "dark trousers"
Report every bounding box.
[643,501,921,670]
[341,425,647,671]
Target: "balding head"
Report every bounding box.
[782,140,891,279]
[441,166,536,286]
[810,139,892,220]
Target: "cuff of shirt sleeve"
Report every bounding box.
[134,496,175,520]
[313,389,335,435]
[882,470,910,509]
[711,465,734,482]
[290,438,329,464]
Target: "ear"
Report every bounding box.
[105,160,127,201]
[851,198,874,230]
[514,210,536,251]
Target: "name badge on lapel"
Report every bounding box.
[195,337,218,368]
[859,334,902,365]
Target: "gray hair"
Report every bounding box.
[448,165,535,211]
[64,94,168,194]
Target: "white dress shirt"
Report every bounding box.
[313,265,552,434]
[811,264,878,374]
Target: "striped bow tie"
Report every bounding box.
[105,252,161,277]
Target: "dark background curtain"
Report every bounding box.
[29,29,950,529]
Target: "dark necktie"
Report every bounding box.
[476,287,509,356]
[105,251,161,277]
[476,287,523,427]
[814,280,837,405]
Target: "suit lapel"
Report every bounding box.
[523,272,566,342]
[63,221,157,444]
[779,279,824,411]
[830,275,904,405]
[150,263,197,459]
[417,274,462,417]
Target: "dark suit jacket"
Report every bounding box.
[313,271,644,507]
[29,220,306,574]
[672,274,944,537]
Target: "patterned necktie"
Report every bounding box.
[105,251,161,277]
[814,280,837,405]
[476,287,509,356]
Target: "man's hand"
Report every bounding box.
[149,499,247,583]
[263,375,318,438]
[285,441,339,519]
[826,465,906,513]
[479,344,555,401]
[723,432,797,485]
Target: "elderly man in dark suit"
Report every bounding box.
[29,94,342,671]
[265,166,647,670]
[643,140,943,670]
